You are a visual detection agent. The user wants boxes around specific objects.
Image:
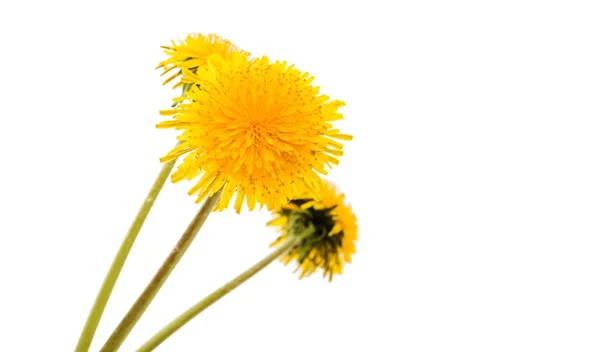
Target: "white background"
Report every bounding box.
[1,1,599,351]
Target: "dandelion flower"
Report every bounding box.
[268,181,357,281]
[158,52,352,213]
[157,33,247,89]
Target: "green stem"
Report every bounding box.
[135,236,301,352]
[100,187,223,352]
[75,150,179,352]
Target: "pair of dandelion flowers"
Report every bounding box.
[157,33,357,280]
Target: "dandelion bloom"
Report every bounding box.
[158,51,352,213]
[157,33,246,88]
[268,181,357,281]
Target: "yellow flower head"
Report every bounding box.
[268,181,357,281]
[157,33,247,89]
[158,52,352,213]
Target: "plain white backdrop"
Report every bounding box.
[0,1,599,351]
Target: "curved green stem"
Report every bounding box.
[100,188,223,352]
[75,151,179,352]
[135,236,300,352]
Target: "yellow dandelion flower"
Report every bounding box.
[157,33,247,89]
[268,181,357,281]
[158,51,352,213]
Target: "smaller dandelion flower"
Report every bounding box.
[268,181,357,281]
[157,33,248,89]
[158,51,352,213]
[131,182,356,351]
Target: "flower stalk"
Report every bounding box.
[100,187,223,352]
[75,149,179,352]
[135,225,314,352]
